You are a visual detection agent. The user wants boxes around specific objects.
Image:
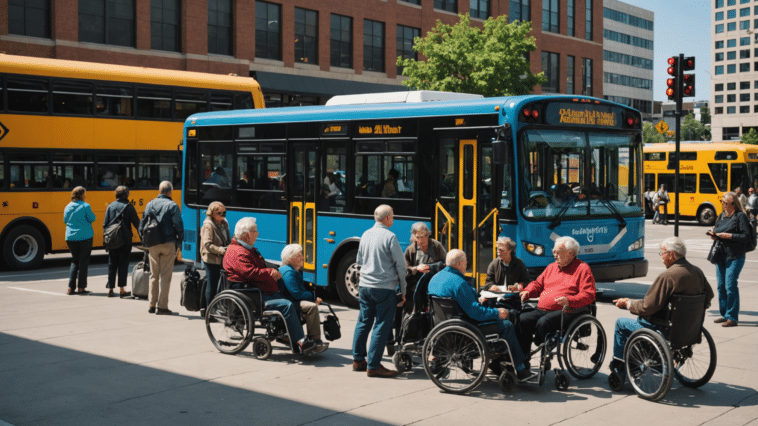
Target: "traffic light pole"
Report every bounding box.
[674,53,683,237]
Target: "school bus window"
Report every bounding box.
[98,154,136,189]
[8,78,48,113]
[9,153,50,189]
[52,153,94,189]
[95,85,133,117]
[644,152,665,161]
[715,151,738,160]
[138,153,179,188]
[210,92,234,111]
[53,81,93,115]
[136,87,171,119]
[700,174,718,194]
[175,90,207,120]
[235,92,254,110]
[709,163,729,191]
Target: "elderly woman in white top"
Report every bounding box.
[279,244,327,351]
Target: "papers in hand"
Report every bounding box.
[480,290,516,299]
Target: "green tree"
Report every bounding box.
[681,113,708,141]
[700,104,711,125]
[643,121,665,144]
[742,128,758,145]
[397,14,546,97]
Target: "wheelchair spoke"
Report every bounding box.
[674,327,717,388]
[423,325,488,394]
[206,294,252,355]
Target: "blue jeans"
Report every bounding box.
[261,292,305,343]
[353,287,397,370]
[613,317,663,364]
[203,262,222,306]
[497,319,527,370]
[715,255,745,322]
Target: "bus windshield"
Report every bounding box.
[520,129,642,220]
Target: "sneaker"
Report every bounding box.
[352,360,368,371]
[516,367,534,381]
[148,307,156,314]
[367,365,400,378]
[299,339,317,355]
[312,341,329,354]
[156,308,173,315]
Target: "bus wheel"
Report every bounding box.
[3,225,45,270]
[335,250,360,309]
[698,206,717,226]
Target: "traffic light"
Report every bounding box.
[666,56,679,101]
[682,56,695,98]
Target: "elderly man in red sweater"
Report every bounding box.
[223,216,318,355]
[514,236,596,361]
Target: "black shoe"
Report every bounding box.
[199,309,206,318]
[299,339,317,355]
[120,291,130,299]
[156,308,173,315]
[517,367,534,381]
[148,307,156,314]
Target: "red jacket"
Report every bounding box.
[223,239,279,295]
[524,258,595,312]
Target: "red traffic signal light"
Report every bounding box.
[683,56,695,71]
[683,74,695,97]
[666,78,677,101]
[667,57,679,76]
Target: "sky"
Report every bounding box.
[621,0,712,102]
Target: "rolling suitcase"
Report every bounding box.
[131,250,150,299]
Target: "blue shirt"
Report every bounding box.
[428,266,498,323]
[356,222,407,294]
[279,264,314,302]
[63,201,96,241]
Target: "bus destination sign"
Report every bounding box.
[353,119,416,138]
[358,124,403,135]
[546,103,620,128]
[321,124,348,136]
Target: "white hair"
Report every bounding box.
[374,204,393,222]
[554,236,580,257]
[497,236,516,252]
[445,249,466,266]
[159,181,173,194]
[660,236,686,258]
[281,244,303,265]
[234,217,257,239]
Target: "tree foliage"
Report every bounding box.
[681,113,709,141]
[700,104,711,125]
[643,121,665,144]
[742,128,758,145]
[397,14,546,97]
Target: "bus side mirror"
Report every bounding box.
[492,124,512,165]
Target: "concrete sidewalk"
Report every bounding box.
[1,254,757,426]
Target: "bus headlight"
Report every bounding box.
[627,237,644,252]
[523,242,545,256]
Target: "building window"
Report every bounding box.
[728,51,736,60]
[567,0,575,36]
[715,107,724,114]
[566,55,575,94]
[754,105,758,112]
[585,0,592,40]
[715,83,724,91]
[727,39,737,47]
[510,0,530,22]
[716,11,724,20]
[715,95,724,103]
[295,8,318,64]
[208,0,232,55]
[330,14,353,68]
[728,82,736,90]
[715,65,724,75]
[740,6,750,16]
[741,20,751,29]
[728,9,737,18]
[716,41,724,49]
[727,0,735,5]
[9,0,50,38]
[582,58,592,96]
[400,0,421,4]
[541,52,559,93]
[716,24,724,33]
[740,105,750,113]
[471,0,489,19]
[740,36,750,46]
[727,94,736,102]
[742,62,751,72]
[755,18,758,28]
[728,22,737,31]
[728,64,737,73]
[363,19,385,72]
[79,0,135,46]
[255,1,281,60]
[741,49,751,58]
[151,0,180,52]
[728,106,736,114]
[716,0,723,7]
[740,93,750,101]
[741,81,750,89]
[716,52,725,61]
[543,0,559,33]
[435,0,457,12]
[397,25,420,75]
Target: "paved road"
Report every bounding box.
[1,220,757,426]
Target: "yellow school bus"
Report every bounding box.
[0,54,264,269]
[643,142,758,225]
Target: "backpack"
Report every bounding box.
[746,215,757,253]
[180,264,205,312]
[103,205,127,250]
[141,210,165,247]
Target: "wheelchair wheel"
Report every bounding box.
[498,371,517,392]
[554,370,571,391]
[562,315,607,379]
[422,323,489,394]
[206,293,253,355]
[608,371,625,391]
[674,327,717,388]
[393,351,413,373]
[625,329,673,402]
[252,337,272,360]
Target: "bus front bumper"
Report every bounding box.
[589,259,649,282]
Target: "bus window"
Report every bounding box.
[709,163,729,192]
[715,151,738,160]
[644,152,665,161]
[322,146,347,212]
[98,154,136,189]
[499,159,515,214]
[210,92,233,111]
[175,90,207,120]
[9,153,50,189]
[8,78,48,113]
[199,142,233,206]
[235,92,254,110]
[731,163,749,192]
[53,81,93,115]
[95,85,133,117]
[235,153,286,210]
[699,173,718,194]
[52,153,94,189]
[138,154,179,189]
[137,87,171,119]
[644,174,656,192]
[354,141,415,215]
[680,174,697,193]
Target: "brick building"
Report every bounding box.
[1,0,604,107]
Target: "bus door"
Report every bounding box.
[434,134,499,288]
[288,143,317,271]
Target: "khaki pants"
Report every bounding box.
[148,242,176,310]
[299,300,322,340]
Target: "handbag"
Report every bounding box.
[321,303,341,341]
[103,205,127,250]
[141,211,165,247]
[707,240,725,264]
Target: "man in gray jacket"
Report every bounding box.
[139,181,184,315]
[352,204,406,378]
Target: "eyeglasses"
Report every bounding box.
[216,211,226,217]
[659,250,669,257]
[720,200,733,205]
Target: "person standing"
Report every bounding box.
[708,191,751,327]
[63,186,96,295]
[139,181,183,315]
[735,187,748,208]
[352,204,406,378]
[746,188,757,219]
[103,186,140,297]
[652,184,669,225]
[200,202,230,306]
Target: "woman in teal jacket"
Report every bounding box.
[63,186,96,295]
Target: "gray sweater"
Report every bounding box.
[356,222,407,294]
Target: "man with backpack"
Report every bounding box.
[139,181,184,315]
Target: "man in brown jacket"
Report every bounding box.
[610,236,714,374]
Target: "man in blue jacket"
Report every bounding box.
[428,249,532,381]
[139,181,183,315]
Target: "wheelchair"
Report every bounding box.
[607,294,717,402]
[204,273,336,360]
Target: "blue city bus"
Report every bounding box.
[180,93,647,308]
